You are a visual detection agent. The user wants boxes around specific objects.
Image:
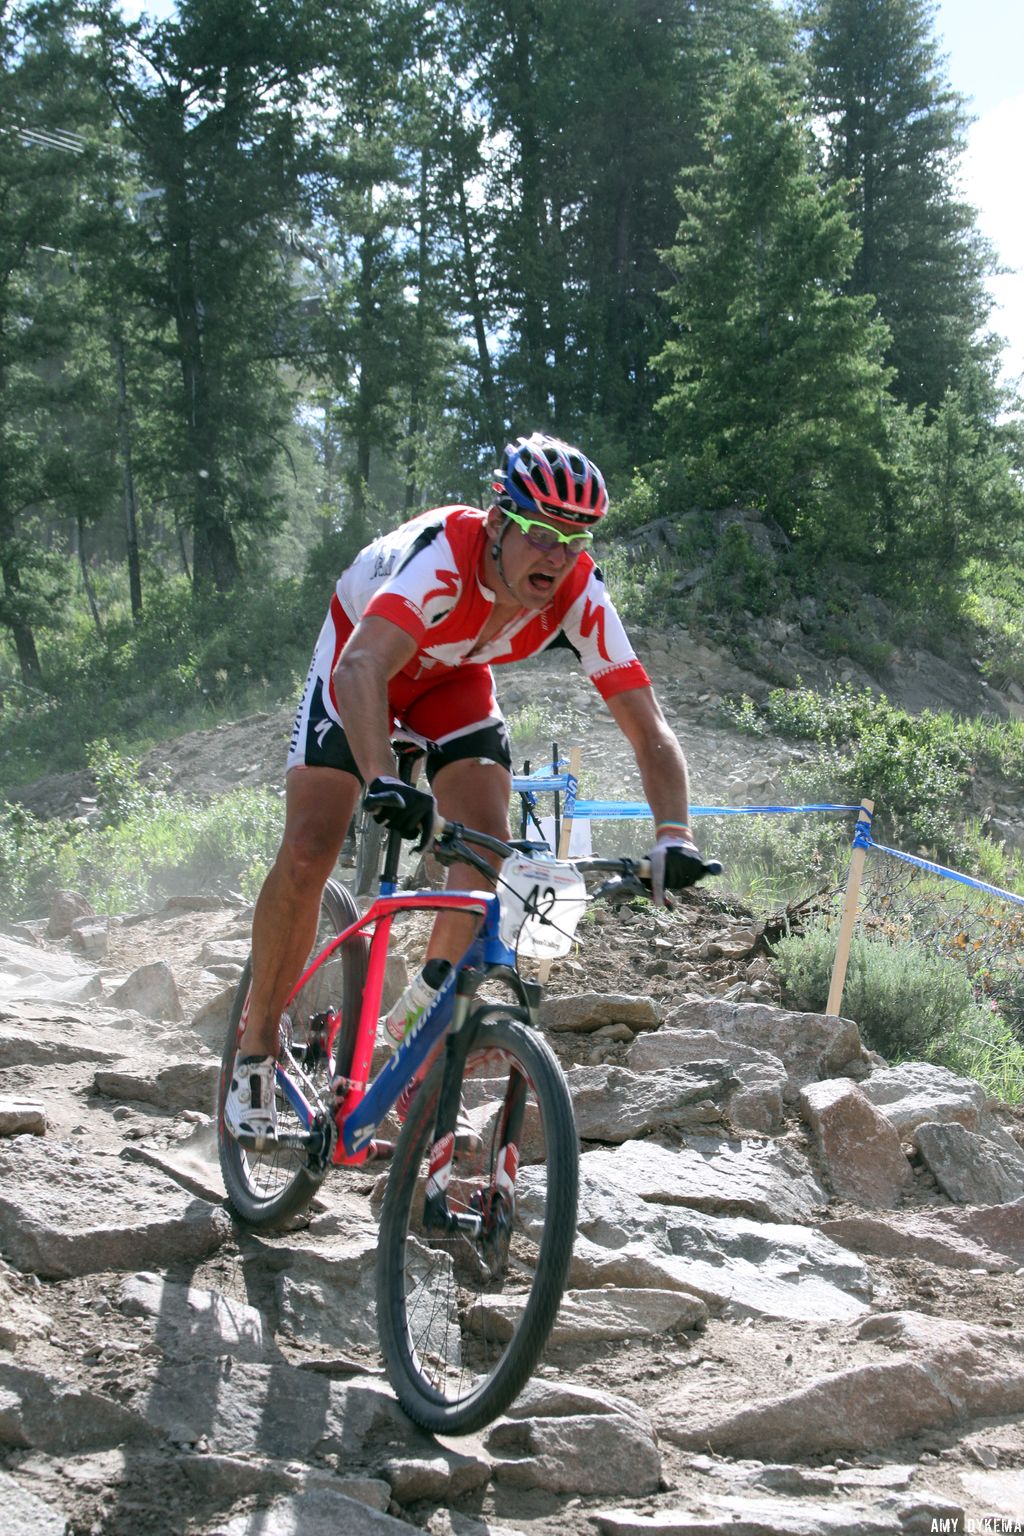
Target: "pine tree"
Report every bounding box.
[0,0,105,682]
[805,0,995,412]
[450,0,798,467]
[655,62,891,547]
[89,0,344,593]
[307,1,470,525]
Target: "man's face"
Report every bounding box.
[485,507,589,610]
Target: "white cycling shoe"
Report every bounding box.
[224,1054,279,1143]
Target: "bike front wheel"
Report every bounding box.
[376,1011,578,1434]
[217,879,367,1227]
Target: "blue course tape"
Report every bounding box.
[512,775,572,794]
[866,839,1024,909]
[852,810,874,851]
[571,800,862,820]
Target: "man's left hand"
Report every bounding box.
[648,835,706,907]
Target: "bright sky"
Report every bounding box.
[119,0,1023,393]
[934,0,1024,389]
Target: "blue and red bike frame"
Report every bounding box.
[276,885,526,1167]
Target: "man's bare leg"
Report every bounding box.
[240,766,361,1056]
[424,758,512,966]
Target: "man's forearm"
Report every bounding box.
[332,649,400,785]
[331,616,420,786]
[606,687,694,834]
[634,728,691,830]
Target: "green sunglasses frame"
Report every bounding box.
[501,506,594,553]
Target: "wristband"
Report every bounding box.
[656,821,692,841]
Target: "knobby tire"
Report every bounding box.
[375,1012,578,1434]
[353,810,385,899]
[217,879,367,1228]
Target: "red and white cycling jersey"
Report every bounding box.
[334,504,650,698]
[288,505,652,773]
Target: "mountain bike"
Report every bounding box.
[216,775,719,1434]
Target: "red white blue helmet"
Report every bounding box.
[492,433,609,528]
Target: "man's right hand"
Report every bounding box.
[364,776,437,852]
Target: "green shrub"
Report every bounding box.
[0,774,283,921]
[86,739,165,827]
[600,468,664,537]
[734,683,970,853]
[774,922,977,1061]
[0,575,313,792]
[63,787,284,914]
[708,812,849,908]
[0,803,71,918]
[702,523,783,618]
[593,548,689,630]
[938,1002,1024,1104]
[962,561,1024,690]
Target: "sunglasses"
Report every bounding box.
[502,507,594,555]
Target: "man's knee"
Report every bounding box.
[274,821,347,888]
[434,759,511,839]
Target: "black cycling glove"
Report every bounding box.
[364,776,437,853]
[648,836,708,906]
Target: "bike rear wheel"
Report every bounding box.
[353,808,385,899]
[217,879,367,1227]
[376,1011,578,1434]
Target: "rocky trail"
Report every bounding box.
[3,637,1024,1534]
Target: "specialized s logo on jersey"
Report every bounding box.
[423,568,459,611]
[579,596,610,662]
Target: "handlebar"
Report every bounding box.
[429,816,721,897]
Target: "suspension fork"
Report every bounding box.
[423,984,482,1233]
[422,996,531,1237]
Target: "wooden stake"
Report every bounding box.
[825,798,874,1018]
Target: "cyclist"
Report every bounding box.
[225,432,708,1141]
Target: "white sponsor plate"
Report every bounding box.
[497,852,587,959]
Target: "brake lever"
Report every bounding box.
[593,873,648,906]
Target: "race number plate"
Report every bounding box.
[497,852,587,959]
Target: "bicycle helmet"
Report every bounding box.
[492,433,609,528]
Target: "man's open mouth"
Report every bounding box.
[528,572,555,594]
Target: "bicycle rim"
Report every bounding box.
[376,1013,578,1434]
[217,880,367,1227]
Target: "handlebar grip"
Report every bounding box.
[363,789,406,812]
[636,855,722,887]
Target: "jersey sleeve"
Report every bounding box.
[361,526,463,647]
[561,568,651,700]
